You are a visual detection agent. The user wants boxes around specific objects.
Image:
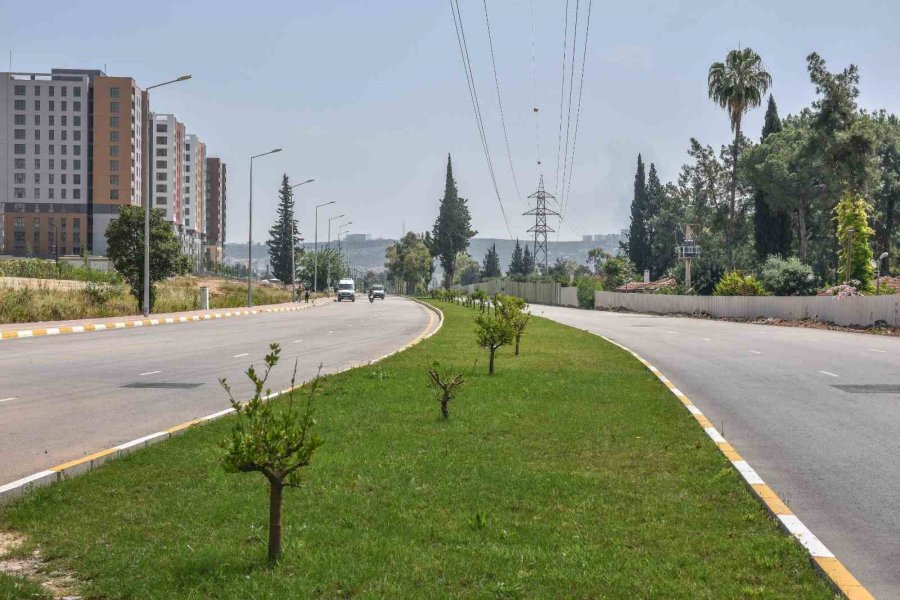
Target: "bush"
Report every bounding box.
[575,276,603,309]
[713,271,767,296]
[0,258,121,284]
[758,256,817,296]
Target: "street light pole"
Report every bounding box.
[326,214,345,291]
[247,148,283,308]
[288,178,314,302]
[314,201,335,294]
[142,74,192,317]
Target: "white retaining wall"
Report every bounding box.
[594,291,900,327]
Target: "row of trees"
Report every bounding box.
[624,49,898,294]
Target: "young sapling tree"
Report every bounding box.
[426,361,467,418]
[475,312,514,375]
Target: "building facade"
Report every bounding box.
[204,156,226,264]
[181,133,206,264]
[149,113,185,230]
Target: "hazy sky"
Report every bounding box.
[3,0,899,243]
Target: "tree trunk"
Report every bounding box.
[489,348,495,375]
[798,203,809,262]
[515,333,521,356]
[268,478,284,563]
[441,399,449,419]
[728,119,741,268]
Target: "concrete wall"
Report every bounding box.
[0,276,92,291]
[456,279,565,305]
[594,291,900,328]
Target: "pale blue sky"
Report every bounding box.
[2,0,899,242]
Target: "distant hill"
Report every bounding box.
[224,234,622,276]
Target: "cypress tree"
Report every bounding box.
[753,96,792,260]
[645,163,665,278]
[481,243,502,279]
[431,155,476,287]
[626,154,651,273]
[522,244,535,275]
[508,239,524,276]
[266,174,300,283]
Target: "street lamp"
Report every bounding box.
[288,178,315,301]
[326,214,345,291]
[314,201,336,294]
[142,74,192,317]
[247,148,283,307]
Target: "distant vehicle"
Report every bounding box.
[337,278,356,302]
[369,285,385,300]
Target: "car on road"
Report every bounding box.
[337,278,356,302]
[369,285,385,300]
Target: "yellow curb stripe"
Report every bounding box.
[51,448,118,472]
[166,419,203,434]
[813,557,874,600]
[751,483,793,516]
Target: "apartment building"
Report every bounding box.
[182,133,206,262]
[204,156,226,264]
[0,71,92,256]
[149,113,185,228]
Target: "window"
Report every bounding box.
[74,87,81,97]
[156,136,166,144]
[156,184,167,193]
[156,173,167,181]
[109,87,120,98]
[184,165,191,173]
[34,188,40,199]
[49,159,55,170]
[73,116,81,126]
[110,189,119,200]
[73,145,81,156]
[156,123,167,133]
[33,159,40,169]
[48,144,54,155]
[49,174,55,184]
[48,115,54,126]
[110,131,119,142]
[34,100,40,110]
[14,85,25,96]
[61,87,67,97]
[61,145,67,156]
[14,159,26,169]
[156,148,167,157]
[34,144,41,155]
[61,174,67,185]
[14,114,25,125]
[73,174,80,184]
[14,129,26,140]
[185,176,191,183]
[14,188,25,199]
[61,188,67,200]
[14,144,26,155]
[49,101,54,111]
[61,101,67,111]
[110,145,119,157]
[110,175,119,185]
[14,173,25,184]
[34,130,41,140]
[110,160,119,172]
[48,86,55,97]
[34,86,41,96]
[156,197,167,205]
[60,159,66,170]
[185,144,191,151]
[34,114,40,126]
[156,160,166,169]
[14,99,25,110]
[48,188,54,199]
[109,117,119,127]
[110,102,120,113]
[74,131,81,141]
[49,130,55,140]
[61,130,67,141]
[34,173,40,184]
[73,189,81,199]
[61,116,67,126]
[185,208,191,215]
[73,160,81,170]
[73,101,81,111]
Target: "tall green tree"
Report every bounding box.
[835,195,875,288]
[872,112,900,272]
[266,175,300,284]
[708,48,772,265]
[626,154,651,272]
[296,248,346,292]
[508,239,524,276]
[645,162,666,277]
[431,155,476,287]
[481,243,501,279]
[753,96,793,260]
[384,232,433,293]
[522,244,535,275]
[105,205,189,312]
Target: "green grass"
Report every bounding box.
[1,301,834,598]
[0,573,51,600]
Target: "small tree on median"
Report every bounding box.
[426,361,467,418]
[496,294,531,355]
[220,343,323,563]
[475,312,513,375]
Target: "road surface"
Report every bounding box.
[535,305,900,599]
[0,296,433,486]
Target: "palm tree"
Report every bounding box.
[708,48,772,265]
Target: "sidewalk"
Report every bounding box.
[0,297,333,341]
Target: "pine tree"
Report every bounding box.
[266,175,300,283]
[753,95,792,260]
[431,155,476,287]
[645,163,665,278]
[481,243,502,279]
[626,154,651,273]
[508,239,524,276]
[522,244,535,275]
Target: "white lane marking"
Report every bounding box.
[686,404,702,415]
[139,370,162,377]
[777,515,835,558]
[748,350,762,355]
[732,460,765,485]
[702,338,712,342]
[233,353,249,358]
[116,431,168,451]
[293,339,303,344]
[704,427,726,443]
[870,348,886,353]
[818,370,839,378]
[328,330,335,334]
[667,330,677,334]
[0,397,18,403]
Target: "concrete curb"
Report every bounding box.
[590,331,873,600]
[0,298,332,342]
[0,297,443,506]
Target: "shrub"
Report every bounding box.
[758,256,817,296]
[713,271,767,296]
[475,312,514,375]
[575,276,603,309]
[822,280,863,297]
[495,294,531,355]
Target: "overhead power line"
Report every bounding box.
[561,0,594,225]
[449,0,513,238]
[530,0,542,176]
[482,0,523,204]
[554,0,571,197]
[559,0,581,221]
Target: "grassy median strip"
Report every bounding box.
[1,301,832,598]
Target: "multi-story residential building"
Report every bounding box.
[90,76,146,255]
[204,156,226,264]
[0,71,92,256]
[149,113,185,232]
[182,133,206,262]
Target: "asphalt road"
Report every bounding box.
[535,305,900,599]
[0,296,433,486]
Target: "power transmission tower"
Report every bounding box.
[524,176,559,273]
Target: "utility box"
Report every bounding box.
[200,286,210,310]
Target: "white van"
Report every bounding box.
[337,278,356,302]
